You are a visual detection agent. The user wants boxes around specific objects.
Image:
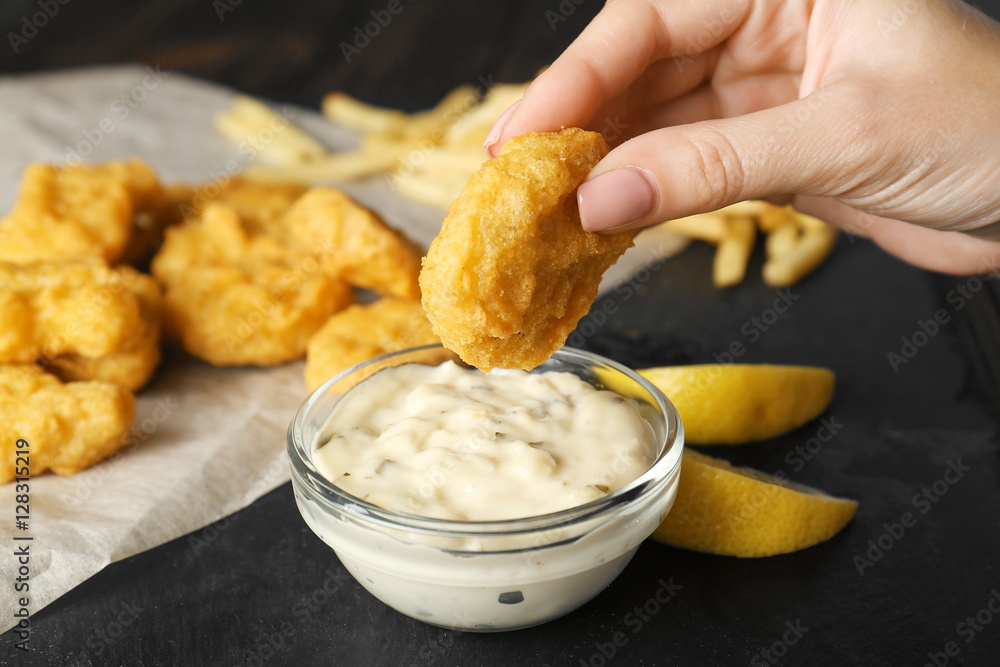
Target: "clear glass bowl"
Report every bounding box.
[287,344,684,632]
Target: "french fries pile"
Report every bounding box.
[658,201,838,288]
[215,84,527,209]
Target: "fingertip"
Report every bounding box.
[578,167,657,232]
[483,99,521,157]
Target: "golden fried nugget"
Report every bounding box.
[163,261,353,366]
[0,159,164,265]
[170,178,308,237]
[44,324,160,391]
[152,203,353,366]
[152,204,292,285]
[305,298,440,391]
[0,259,149,364]
[419,128,633,371]
[0,365,135,482]
[44,266,163,391]
[285,187,423,300]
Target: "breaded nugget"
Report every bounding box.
[285,187,423,300]
[0,259,147,363]
[0,159,164,265]
[43,324,160,391]
[163,261,352,366]
[0,365,135,482]
[43,266,163,391]
[153,203,353,365]
[152,203,291,285]
[419,128,633,371]
[305,298,440,391]
[189,179,308,236]
[163,178,308,237]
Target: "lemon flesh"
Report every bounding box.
[638,364,834,445]
[652,450,857,557]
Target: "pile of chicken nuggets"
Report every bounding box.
[1,158,437,482]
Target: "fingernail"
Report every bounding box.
[483,99,521,156]
[578,168,656,232]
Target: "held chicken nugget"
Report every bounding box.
[285,187,423,300]
[305,298,440,391]
[0,259,147,364]
[0,159,164,265]
[419,128,633,371]
[0,365,135,483]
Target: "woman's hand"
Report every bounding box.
[484,0,1000,274]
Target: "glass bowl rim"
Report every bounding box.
[287,343,684,538]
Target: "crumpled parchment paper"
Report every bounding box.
[0,65,687,633]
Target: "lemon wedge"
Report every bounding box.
[652,450,857,557]
[638,364,834,444]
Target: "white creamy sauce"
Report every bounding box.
[314,360,656,521]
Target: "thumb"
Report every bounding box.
[577,85,869,232]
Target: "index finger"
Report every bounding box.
[485,0,752,155]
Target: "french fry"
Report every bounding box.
[244,149,402,183]
[228,96,328,161]
[762,221,838,287]
[213,112,311,166]
[792,208,831,234]
[444,83,527,146]
[756,202,796,232]
[400,85,479,142]
[765,222,801,259]
[414,148,487,176]
[719,200,771,220]
[713,217,756,288]
[660,212,730,243]
[322,91,410,135]
[389,171,467,209]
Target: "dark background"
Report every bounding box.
[0,0,600,109]
[4,1,1000,666]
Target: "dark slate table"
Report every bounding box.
[9,236,1000,666]
[4,1,1000,665]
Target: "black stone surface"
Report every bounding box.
[4,1,1000,664]
[6,237,1000,667]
